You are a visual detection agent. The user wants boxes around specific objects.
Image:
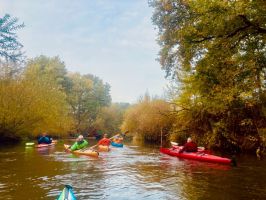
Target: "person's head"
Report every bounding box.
[42,132,47,136]
[103,134,108,138]
[187,137,192,143]
[77,135,84,142]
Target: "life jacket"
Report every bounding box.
[98,138,111,146]
[183,141,198,152]
[70,140,88,151]
[38,136,52,144]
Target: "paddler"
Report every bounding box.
[179,137,198,153]
[70,135,88,151]
[112,133,124,144]
[97,133,111,146]
[38,132,52,144]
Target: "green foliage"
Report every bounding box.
[66,73,112,133]
[93,103,130,135]
[0,14,24,62]
[151,0,266,151]
[121,95,174,142]
[25,55,68,88]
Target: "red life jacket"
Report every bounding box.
[98,138,111,146]
[179,141,198,153]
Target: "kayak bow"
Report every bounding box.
[57,185,77,200]
[111,142,123,147]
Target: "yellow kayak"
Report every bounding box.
[64,144,99,157]
[98,145,110,152]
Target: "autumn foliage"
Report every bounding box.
[121,95,174,142]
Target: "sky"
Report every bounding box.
[0,0,168,103]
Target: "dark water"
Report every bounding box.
[0,140,265,200]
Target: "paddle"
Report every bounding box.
[25,142,35,146]
[170,141,179,146]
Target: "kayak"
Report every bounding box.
[160,147,232,165]
[36,140,57,148]
[111,142,123,147]
[98,145,110,152]
[57,185,77,200]
[64,144,99,157]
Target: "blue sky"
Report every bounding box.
[0,0,168,103]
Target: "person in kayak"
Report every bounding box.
[112,133,123,144]
[179,137,198,153]
[97,134,111,146]
[38,132,52,144]
[70,135,88,151]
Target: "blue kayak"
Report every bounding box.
[111,142,123,147]
[57,185,77,200]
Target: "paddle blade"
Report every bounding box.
[25,142,35,146]
[170,141,178,146]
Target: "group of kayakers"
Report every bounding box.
[37,132,197,153]
[68,133,125,151]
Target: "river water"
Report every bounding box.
[0,140,265,200]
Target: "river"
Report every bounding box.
[0,140,265,200]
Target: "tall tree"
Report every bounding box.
[151,0,266,151]
[66,73,111,133]
[25,55,68,88]
[0,14,24,63]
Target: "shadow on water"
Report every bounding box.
[0,139,265,200]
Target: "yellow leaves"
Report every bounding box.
[0,59,73,138]
[121,97,174,140]
[161,0,173,11]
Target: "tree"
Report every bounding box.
[66,73,93,132]
[151,0,266,151]
[66,73,111,133]
[94,103,130,134]
[25,55,68,88]
[121,95,174,142]
[0,14,24,63]
[0,69,73,142]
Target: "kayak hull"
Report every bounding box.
[160,147,231,165]
[98,145,110,152]
[57,185,77,200]
[36,140,57,148]
[64,144,99,157]
[111,142,123,147]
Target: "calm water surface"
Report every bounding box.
[0,140,265,200]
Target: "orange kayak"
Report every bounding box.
[64,144,99,157]
[98,145,110,152]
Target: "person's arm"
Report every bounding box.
[179,143,188,153]
[37,136,43,144]
[70,142,78,151]
[79,140,88,149]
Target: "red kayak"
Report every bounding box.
[160,147,232,165]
